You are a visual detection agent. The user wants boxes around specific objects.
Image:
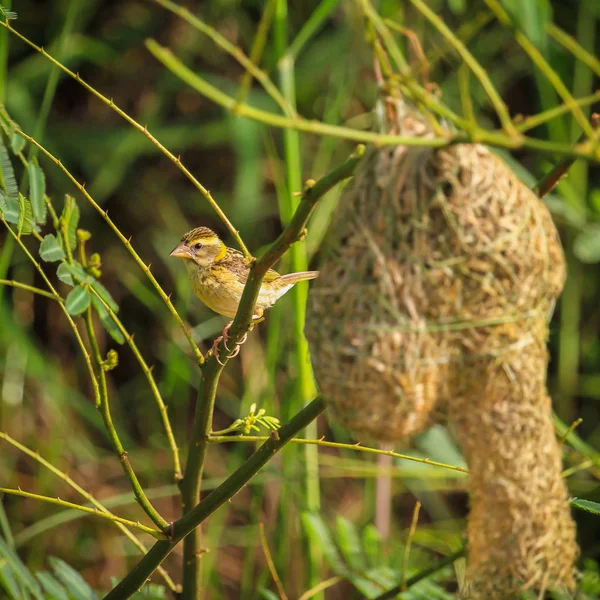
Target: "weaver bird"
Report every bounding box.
[170,226,318,362]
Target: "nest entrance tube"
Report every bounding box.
[306,99,578,598]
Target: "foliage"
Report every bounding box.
[0,0,599,598]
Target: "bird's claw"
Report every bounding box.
[211,322,248,366]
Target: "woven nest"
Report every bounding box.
[306,98,578,596]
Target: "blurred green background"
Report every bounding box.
[0,0,599,597]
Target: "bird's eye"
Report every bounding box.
[193,243,203,250]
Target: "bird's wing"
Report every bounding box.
[222,248,281,284]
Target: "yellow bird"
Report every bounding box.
[170,226,318,360]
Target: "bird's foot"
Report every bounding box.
[211,322,248,366]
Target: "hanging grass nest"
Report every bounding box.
[305,97,578,597]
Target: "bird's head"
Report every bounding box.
[169,227,226,269]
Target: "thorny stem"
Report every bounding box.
[208,435,468,474]
[12,127,205,365]
[104,397,326,600]
[111,148,361,598]
[1,218,101,406]
[89,288,183,481]
[84,308,170,531]
[0,434,178,592]
[0,20,250,258]
[0,487,166,539]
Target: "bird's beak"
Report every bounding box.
[169,242,193,260]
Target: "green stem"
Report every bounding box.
[0,279,59,300]
[84,308,170,531]
[151,0,293,117]
[236,0,278,107]
[0,431,178,592]
[275,2,321,587]
[0,487,166,539]
[208,435,468,473]
[179,358,224,598]
[144,38,599,162]
[0,20,249,258]
[104,397,326,600]
[89,288,183,481]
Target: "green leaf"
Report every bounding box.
[571,497,600,516]
[574,225,600,263]
[39,235,66,262]
[48,558,97,600]
[10,132,26,155]
[91,280,119,313]
[36,572,69,600]
[0,136,18,202]
[301,512,349,576]
[65,286,91,316]
[336,516,366,572]
[60,195,80,254]
[0,539,43,600]
[17,194,34,236]
[499,0,552,51]
[58,261,93,285]
[90,295,125,345]
[0,562,24,600]
[27,160,46,225]
[361,524,383,569]
[56,263,75,286]
[257,590,280,600]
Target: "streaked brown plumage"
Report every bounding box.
[170,227,318,319]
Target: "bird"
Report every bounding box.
[170,226,318,363]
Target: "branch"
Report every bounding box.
[0,431,178,592]
[226,145,365,344]
[151,0,294,117]
[0,487,166,539]
[207,435,468,474]
[0,20,250,258]
[104,397,326,599]
[145,38,599,162]
[89,288,182,481]
[11,127,205,366]
[0,279,60,301]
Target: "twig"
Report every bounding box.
[484,0,595,139]
[0,20,250,258]
[560,417,584,445]
[84,305,170,531]
[89,288,183,481]
[407,0,519,137]
[0,431,178,592]
[103,397,326,599]
[151,0,294,117]
[207,436,467,474]
[259,522,288,600]
[11,127,205,365]
[144,38,598,162]
[297,577,344,600]
[0,279,59,300]
[401,501,421,591]
[535,132,588,198]
[0,487,166,539]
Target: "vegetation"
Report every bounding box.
[0,0,599,598]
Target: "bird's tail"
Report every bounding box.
[278,271,319,285]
